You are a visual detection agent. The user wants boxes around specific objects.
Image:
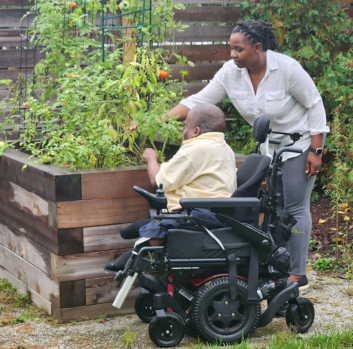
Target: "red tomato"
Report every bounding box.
[159,70,168,79]
[24,103,29,108]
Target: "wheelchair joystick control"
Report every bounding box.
[156,183,165,197]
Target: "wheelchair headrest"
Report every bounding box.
[253,116,270,144]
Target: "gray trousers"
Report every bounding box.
[277,147,315,276]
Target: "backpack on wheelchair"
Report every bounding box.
[109,116,315,347]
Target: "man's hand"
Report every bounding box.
[305,152,322,179]
[142,148,158,164]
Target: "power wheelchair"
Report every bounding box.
[111,116,315,347]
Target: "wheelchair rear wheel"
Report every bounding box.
[135,293,156,323]
[149,312,185,347]
[190,277,261,344]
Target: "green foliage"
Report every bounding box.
[223,97,255,155]
[311,256,333,272]
[0,0,187,169]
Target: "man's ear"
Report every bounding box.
[194,126,201,137]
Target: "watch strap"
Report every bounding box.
[309,146,323,155]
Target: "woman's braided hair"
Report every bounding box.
[232,20,280,52]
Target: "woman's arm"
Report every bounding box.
[306,134,323,179]
[163,104,190,122]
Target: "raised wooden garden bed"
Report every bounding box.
[0,148,155,322]
[0,149,245,322]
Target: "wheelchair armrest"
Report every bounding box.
[179,197,260,209]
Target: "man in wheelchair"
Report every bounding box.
[105,103,237,273]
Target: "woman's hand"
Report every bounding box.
[142,148,158,164]
[305,152,322,179]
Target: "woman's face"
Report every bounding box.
[229,32,261,69]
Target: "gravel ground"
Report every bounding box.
[1,270,353,349]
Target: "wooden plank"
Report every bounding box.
[170,25,232,42]
[164,44,230,62]
[0,266,53,315]
[170,61,223,82]
[83,224,136,253]
[0,180,49,224]
[0,0,31,5]
[0,222,52,275]
[53,249,131,282]
[0,49,46,69]
[0,199,59,254]
[58,228,84,256]
[0,244,59,306]
[174,6,241,23]
[0,69,27,89]
[0,149,80,202]
[81,167,155,200]
[86,275,140,305]
[52,298,135,322]
[182,82,207,97]
[173,0,242,3]
[60,280,86,308]
[55,196,151,229]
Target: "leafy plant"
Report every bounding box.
[312,257,333,272]
[0,0,189,169]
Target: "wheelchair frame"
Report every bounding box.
[110,116,315,347]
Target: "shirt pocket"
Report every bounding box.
[229,89,249,115]
[265,90,286,117]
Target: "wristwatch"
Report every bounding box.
[309,146,323,155]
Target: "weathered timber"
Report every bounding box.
[0,266,53,315]
[170,25,232,43]
[174,6,241,23]
[51,299,135,323]
[0,222,52,275]
[51,248,132,282]
[86,275,140,305]
[0,149,81,202]
[0,244,59,306]
[81,167,155,200]
[55,196,151,229]
[0,199,59,253]
[0,180,49,224]
[58,228,84,255]
[59,280,86,308]
[164,44,230,63]
[83,224,135,253]
[170,62,224,82]
[182,82,207,97]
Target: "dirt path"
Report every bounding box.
[1,270,353,349]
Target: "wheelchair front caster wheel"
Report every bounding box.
[286,298,314,333]
[149,312,185,347]
[135,293,155,323]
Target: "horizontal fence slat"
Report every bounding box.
[174,6,240,23]
[165,43,230,62]
[0,48,46,69]
[171,25,232,42]
[171,61,224,81]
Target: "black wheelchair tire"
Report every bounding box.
[135,293,156,323]
[286,299,315,333]
[149,312,185,347]
[190,277,261,345]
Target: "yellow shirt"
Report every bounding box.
[155,132,237,211]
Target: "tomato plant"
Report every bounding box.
[0,0,193,170]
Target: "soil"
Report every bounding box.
[310,195,353,270]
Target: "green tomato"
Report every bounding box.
[0,141,5,147]
[119,1,129,11]
[169,92,177,99]
[116,64,124,72]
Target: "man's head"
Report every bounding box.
[183,104,226,140]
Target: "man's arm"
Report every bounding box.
[142,148,160,186]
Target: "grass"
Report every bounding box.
[0,278,49,327]
[191,328,353,349]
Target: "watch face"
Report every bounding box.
[316,148,323,155]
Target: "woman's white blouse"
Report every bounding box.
[180,50,330,161]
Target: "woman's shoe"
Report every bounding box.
[297,275,309,290]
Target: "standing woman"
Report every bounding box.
[163,20,330,287]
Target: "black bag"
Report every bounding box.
[268,246,291,276]
[270,209,297,247]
